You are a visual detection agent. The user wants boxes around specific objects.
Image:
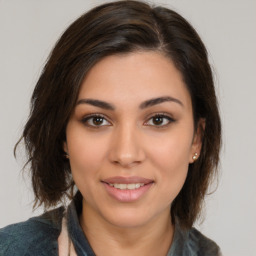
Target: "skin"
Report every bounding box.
[64,51,203,256]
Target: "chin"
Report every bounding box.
[100,206,162,229]
[106,214,150,229]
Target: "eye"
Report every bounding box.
[145,114,175,127]
[82,114,111,127]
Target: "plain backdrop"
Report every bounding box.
[0,0,256,255]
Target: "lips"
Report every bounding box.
[101,176,154,202]
[102,176,153,184]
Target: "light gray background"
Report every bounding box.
[0,0,255,255]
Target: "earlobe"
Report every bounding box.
[63,142,69,158]
[189,118,205,163]
[192,152,198,161]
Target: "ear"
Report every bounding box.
[189,118,205,163]
[63,141,69,155]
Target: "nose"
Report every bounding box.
[108,124,146,168]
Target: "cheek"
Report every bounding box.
[67,131,110,201]
[148,130,193,171]
[146,129,192,198]
[153,143,189,188]
[66,126,109,180]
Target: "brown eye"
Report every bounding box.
[152,116,164,125]
[82,114,111,127]
[145,114,175,127]
[92,116,104,125]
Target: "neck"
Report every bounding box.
[80,200,174,256]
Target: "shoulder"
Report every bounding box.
[169,224,221,256]
[0,207,64,256]
[187,228,221,256]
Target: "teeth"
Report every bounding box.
[109,183,145,190]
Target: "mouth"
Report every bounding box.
[101,176,154,202]
[108,183,145,190]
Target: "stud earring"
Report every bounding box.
[192,152,198,161]
[65,152,69,159]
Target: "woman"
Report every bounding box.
[0,1,222,255]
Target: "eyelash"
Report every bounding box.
[144,113,175,128]
[81,114,110,128]
[81,113,175,128]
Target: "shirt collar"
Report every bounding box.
[66,198,188,256]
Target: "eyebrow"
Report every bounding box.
[139,96,183,109]
[77,99,115,110]
[76,96,183,110]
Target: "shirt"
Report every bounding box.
[0,199,221,255]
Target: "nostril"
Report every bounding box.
[112,160,141,168]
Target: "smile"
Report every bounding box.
[108,183,145,190]
[102,176,154,202]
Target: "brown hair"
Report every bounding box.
[16,0,221,229]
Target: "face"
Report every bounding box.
[65,51,203,228]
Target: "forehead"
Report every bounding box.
[78,51,191,109]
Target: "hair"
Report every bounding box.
[16,0,221,229]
